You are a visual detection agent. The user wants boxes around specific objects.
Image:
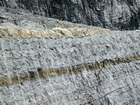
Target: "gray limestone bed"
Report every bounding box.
[1,60,140,105]
[0,31,139,68]
[0,30,140,105]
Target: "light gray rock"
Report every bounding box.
[0,30,140,105]
[0,2,140,105]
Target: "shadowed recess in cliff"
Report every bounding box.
[0,52,140,87]
[0,0,140,30]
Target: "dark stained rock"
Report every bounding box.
[0,0,140,30]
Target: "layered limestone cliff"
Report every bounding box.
[0,4,140,105]
[0,0,140,30]
[0,28,140,104]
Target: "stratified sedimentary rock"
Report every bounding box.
[0,28,140,104]
[0,3,140,105]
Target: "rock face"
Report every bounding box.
[0,0,140,30]
[0,2,140,105]
[0,29,140,104]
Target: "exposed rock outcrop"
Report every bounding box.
[0,0,140,30]
[0,27,140,104]
[0,2,140,105]
[0,26,110,38]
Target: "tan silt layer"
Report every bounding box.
[0,26,110,38]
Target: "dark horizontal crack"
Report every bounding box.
[0,52,140,87]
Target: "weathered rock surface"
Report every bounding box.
[0,2,140,105]
[0,7,110,38]
[0,7,104,30]
[0,26,110,38]
[0,0,140,30]
[0,29,140,104]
